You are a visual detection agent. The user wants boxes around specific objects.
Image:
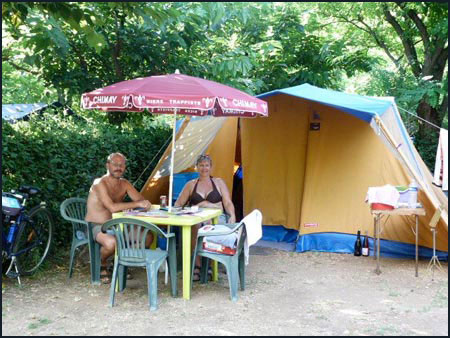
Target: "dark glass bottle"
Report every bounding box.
[362,231,369,256]
[354,230,362,256]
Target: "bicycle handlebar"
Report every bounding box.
[3,185,41,207]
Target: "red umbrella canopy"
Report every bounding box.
[81,73,268,117]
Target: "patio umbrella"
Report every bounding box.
[81,72,268,210]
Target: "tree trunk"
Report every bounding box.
[417,99,440,135]
[415,98,440,171]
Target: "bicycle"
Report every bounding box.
[2,185,53,284]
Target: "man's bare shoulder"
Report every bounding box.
[90,176,108,190]
[119,177,132,185]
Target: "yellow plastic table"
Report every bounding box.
[112,207,222,300]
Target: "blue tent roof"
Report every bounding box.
[2,103,48,123]
[257,83,394,123]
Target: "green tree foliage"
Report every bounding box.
[2,2,377,104]
[2,61,57,103]
[2,114,171,248]
[315,2,448,169]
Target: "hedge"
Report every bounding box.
[2,113,171,250]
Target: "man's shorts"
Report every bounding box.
[91,222,114,242]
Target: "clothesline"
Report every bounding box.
[398,106,444,130]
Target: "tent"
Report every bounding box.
[2,102,77,123]
[2,103,48,122]
[141,84,448,259]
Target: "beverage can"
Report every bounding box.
[160,195,167,208]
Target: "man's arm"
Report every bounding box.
[124,180,152,209]
[95,181,149,213]
[124,180,150,203]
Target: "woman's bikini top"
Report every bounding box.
[189,177,222,206]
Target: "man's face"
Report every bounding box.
[107,156,126,179]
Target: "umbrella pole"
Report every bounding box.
[168,109,177,212]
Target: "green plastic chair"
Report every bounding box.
[101,218,177,311]
[191,220,247,302]
[60,198,101,285]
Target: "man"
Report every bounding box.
[85,152,152,283]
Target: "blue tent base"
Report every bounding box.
[253,239,296,252]
[262,225,298,243]
[261,226,448,261]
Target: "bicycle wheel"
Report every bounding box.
[13,205,53,275]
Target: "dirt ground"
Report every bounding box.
[1,246,448,336]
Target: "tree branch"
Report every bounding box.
[383,5,422,77]
[433,46,448,80]
[111,9,124,81]
[334,14,401,69]
[396,2,430,51]
[439,95,448,118]
[2,56,40,75]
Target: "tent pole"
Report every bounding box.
[140,117,191,197]
[376,117,448,227]
[168,109,177,212]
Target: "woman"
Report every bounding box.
[175,154,236,281]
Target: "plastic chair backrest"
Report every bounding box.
[102,218,168,262]
[235,223,246,253]
[60,198,88,234]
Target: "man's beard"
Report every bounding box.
[110,170,123,179]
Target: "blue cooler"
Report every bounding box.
[172,172,199,203]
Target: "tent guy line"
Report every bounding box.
[398,106,443,130]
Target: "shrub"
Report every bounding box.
[2,113,171,250]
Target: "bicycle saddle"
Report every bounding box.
[18,185,41,195]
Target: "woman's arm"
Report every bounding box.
[174,180,194,207]
[216,178,236,223]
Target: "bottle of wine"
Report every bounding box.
[362,230,369,256]
[354,230,362,256]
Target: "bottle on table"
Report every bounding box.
[160,195,167,209]
[362,230,369,257]
[354,230,362,256]
[408,180,418,208]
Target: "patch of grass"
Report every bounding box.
[28,323,39,330]
[388,291,400,297]
[419,306,431,313]
[376,325,398,336]
[27,318,52,330]
[431,288,448,308]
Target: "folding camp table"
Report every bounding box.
[371,207,426,277]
